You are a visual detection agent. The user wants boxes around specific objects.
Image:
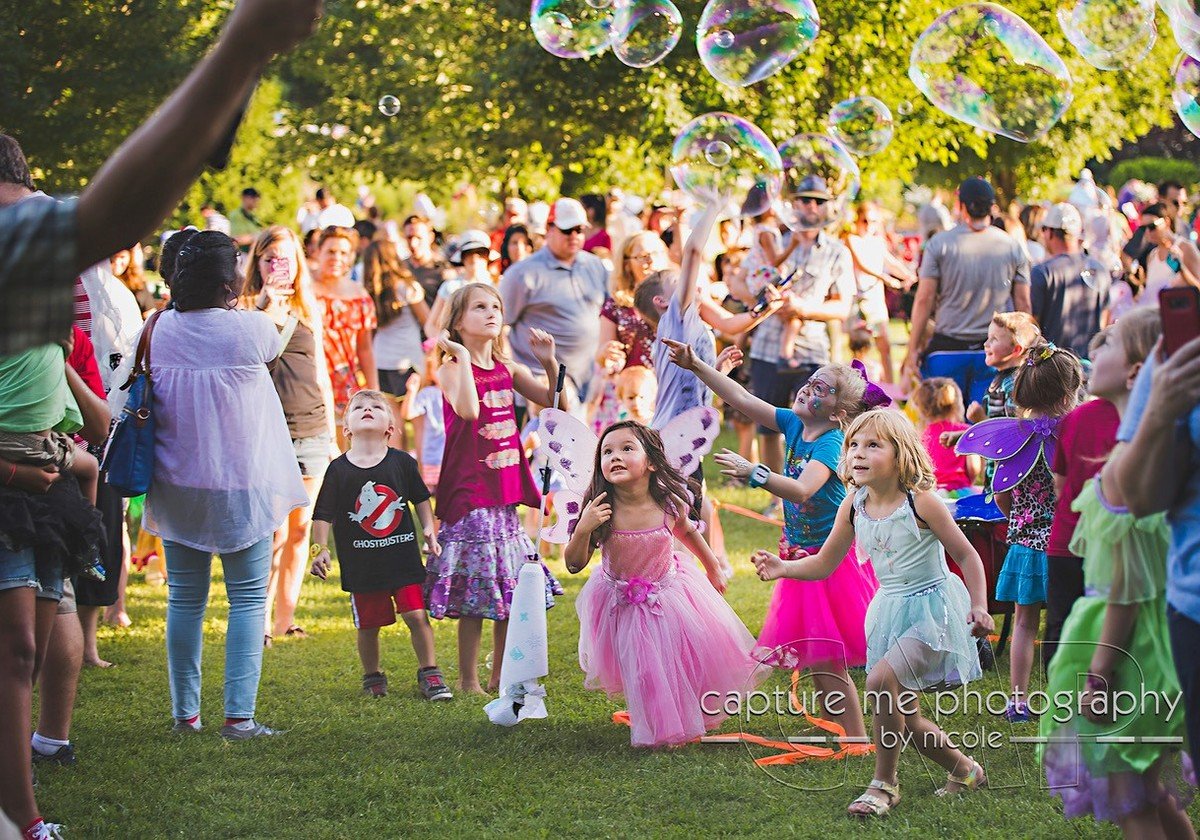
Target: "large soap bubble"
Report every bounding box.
[669,113,783,217]
[1058,0,1156,70]
[531,0,614,59]
[696,0,820,88]
[1163,0,1200,59]
[1175,53,1200,138]
[612,0,683,68]
[909,3,1073,142]
[774,133,860,232]
[827,96,894,156]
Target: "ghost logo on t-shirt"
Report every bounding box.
[348,481,407,538]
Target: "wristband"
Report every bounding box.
[309,543,325,560]
[748,463,771,489]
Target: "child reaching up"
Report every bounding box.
[310,390,451,701]
[665,338,886,744]
[566,421,767,748]
[752,409,994,818]
[427,282,565,694]
[911,377,979,492]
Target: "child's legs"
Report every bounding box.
[873,329,894,383]
[400,610,436,670]
[811,662,867,740]
[72,450,99,505]
[458,616,484,690]
[163,540,213,720]
[356,627,382,675]
[219,537,271,720]
[864,661,906,784]
[1010,603,1042,699]
[487,619,509,691]
[780,317,801,357]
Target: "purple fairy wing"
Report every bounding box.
[955,417,1055,494]
[541,490,584,544]
[659,407,721,473]
[535,408,596,494]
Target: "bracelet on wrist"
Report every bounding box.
[309,543,325,560]
[748,463,771,489]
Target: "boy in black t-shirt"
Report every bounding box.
[311,390,451,700]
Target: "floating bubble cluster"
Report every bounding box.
[378,95,400,117]
[775,133,860,232]
[1057,0,1156,70]
[531,0,614,59]
[1174,53,1200,138]
[669,113,782,216]
[612,0,683,68]
[695,0,820,87]
[909,3,1073,142]
[827,96,894,156]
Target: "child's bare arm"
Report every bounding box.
[672,513,726,594]
[914,491,994,635]
[751,496,855,580]
[415,499,440,556]
[310,519,333,579]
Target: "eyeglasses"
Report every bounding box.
[799,197,829,206]
[558,226,585,235]
[799,377,836,398]
[626,253,654,264]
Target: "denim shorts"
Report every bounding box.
[0,545,63,602]
[293,431,333,481]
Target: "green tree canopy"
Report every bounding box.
[2,0,1185,214]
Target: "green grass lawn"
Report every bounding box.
[34,432,1198,838]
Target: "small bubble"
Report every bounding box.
[704,139,734,166]
[378,95,400,117]
[897,101,913,115]
[714,28,735,48]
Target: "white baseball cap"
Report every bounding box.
[317,203,356,229]
[550,197,587,231]
[1042,202,1083,238]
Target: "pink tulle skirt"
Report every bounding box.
[576,555,769,748]
[754,542,879,670]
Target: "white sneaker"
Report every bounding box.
[27,820,64,840]
[220,719,284,741]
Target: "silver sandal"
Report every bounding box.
[847,779,901,817]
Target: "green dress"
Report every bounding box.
[1038,477,1195,823]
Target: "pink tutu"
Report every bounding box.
[754,540,879,670]
[576,522,769,748]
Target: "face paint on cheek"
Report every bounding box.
[810,397,823,413]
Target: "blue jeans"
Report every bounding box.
[164,537,271,720]
[1168,604,1200,772]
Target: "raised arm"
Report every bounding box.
[437,337,479,421]
[677,200,724,313]
[75,0,323,272]
[662,338,778,429]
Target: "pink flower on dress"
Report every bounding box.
[624,577,653,605]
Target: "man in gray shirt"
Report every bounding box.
[500,197,608,400]
[901,177,1031,380]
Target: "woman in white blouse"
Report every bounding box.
[141,231,306,740]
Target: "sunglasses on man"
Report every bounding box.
[558,226,585,235]
[799,196,829,206]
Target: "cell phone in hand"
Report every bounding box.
[1160,286,1200,358]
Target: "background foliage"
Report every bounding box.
[1,0,1188,222]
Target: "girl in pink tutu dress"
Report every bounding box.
[565,421,768,748]
[666,339,888,744]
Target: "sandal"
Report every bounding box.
[847,779,900,818]
[936,757,987,797]
[284,625,307,639]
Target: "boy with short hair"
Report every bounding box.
[972,311,1042,422]
[311,389,451,700]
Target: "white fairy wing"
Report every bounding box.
[534,408,597,493]
[659,407,721,474]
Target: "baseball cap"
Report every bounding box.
[242,187,260,198]
[957,177,996,207]
[1041,202,1083,238]
[549,198,588,230]
[793,175,832,200]
[449,229,495,265]
[317,204,356,229]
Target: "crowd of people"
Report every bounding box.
[3,1,1200,837]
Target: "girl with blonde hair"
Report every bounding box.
[243,225,337,644]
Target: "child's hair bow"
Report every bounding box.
[851,359,893,408]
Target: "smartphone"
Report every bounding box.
[750,268,798,315]
[1160,286,1200,357]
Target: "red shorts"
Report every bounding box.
[350,585,425,629]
